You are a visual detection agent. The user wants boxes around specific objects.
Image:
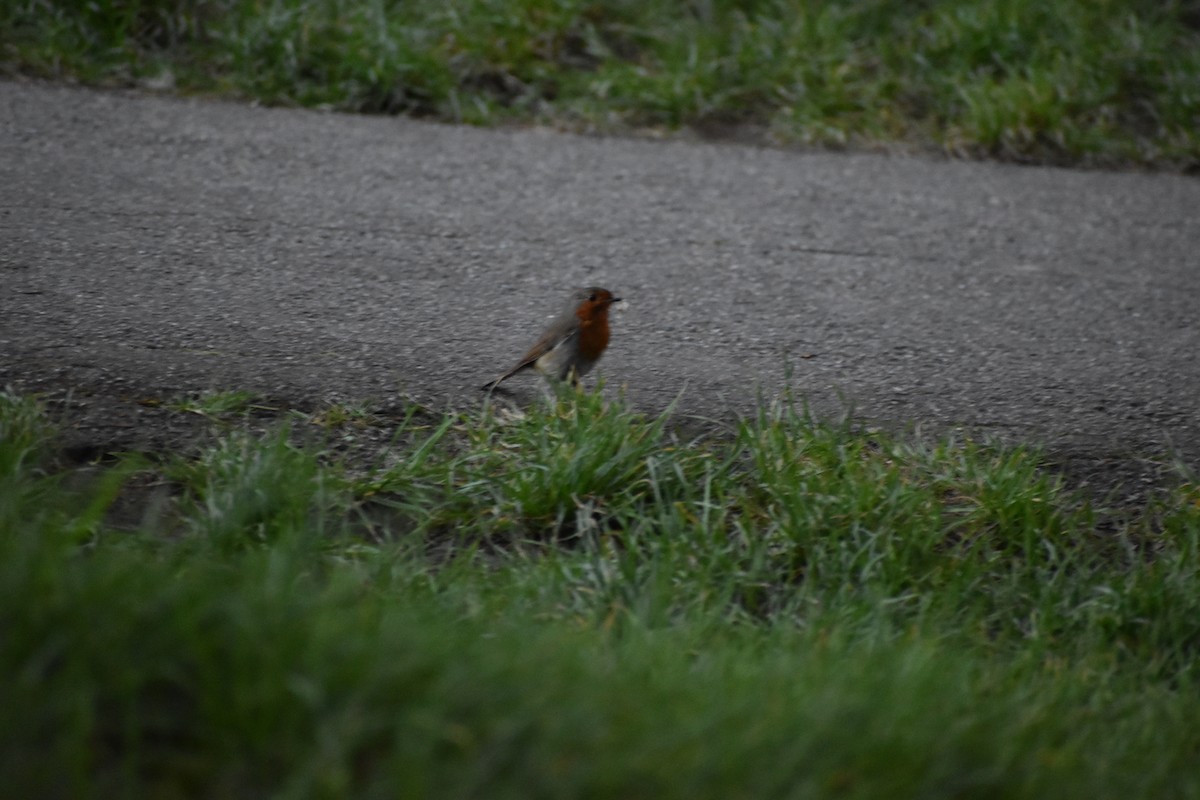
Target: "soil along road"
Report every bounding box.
[2,80,1198,491]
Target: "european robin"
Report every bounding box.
[481,286,622,391]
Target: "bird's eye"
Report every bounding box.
[588,293,597,302]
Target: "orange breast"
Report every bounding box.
[575,304,611,361]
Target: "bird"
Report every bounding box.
[481,286,621,392]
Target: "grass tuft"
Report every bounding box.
[167,389,266,420]
[472,388,680,536]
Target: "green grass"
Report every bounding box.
[3,386,1200,797]
[167,388,270,419]
[2,0,1198,167]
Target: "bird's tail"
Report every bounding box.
[479,370,513,392]
[480,360,533,392]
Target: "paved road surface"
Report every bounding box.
[2,80,1197,490]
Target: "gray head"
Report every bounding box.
[567,286,621,311]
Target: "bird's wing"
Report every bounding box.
[481,326,577,391]
[516,325,577,369]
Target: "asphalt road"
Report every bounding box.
[2,79,1198,490]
